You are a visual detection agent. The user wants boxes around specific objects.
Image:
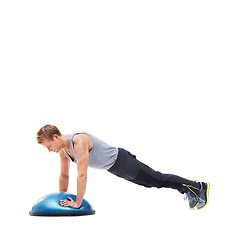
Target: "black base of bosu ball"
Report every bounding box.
[29,192,95,216]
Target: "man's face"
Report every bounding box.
[41,135,62,153]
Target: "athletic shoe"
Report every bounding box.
[183,182,200,208]
[184,191,198,208]
[195,182,210,209]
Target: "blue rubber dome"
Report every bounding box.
[29,192,95,216]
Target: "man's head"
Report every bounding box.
[37,124,63,153]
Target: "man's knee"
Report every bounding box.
[134,169,163,188]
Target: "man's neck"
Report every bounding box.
[61,135,70,150]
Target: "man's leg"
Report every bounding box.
[108,148,200,194]
[108,148,210,208]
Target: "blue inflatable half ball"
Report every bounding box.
[29,192,95,216]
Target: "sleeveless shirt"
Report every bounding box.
[62,132,118,170]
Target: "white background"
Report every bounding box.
[0,0,239,239]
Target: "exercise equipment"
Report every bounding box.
[29,192,95,216]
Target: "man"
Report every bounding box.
[37,124,210,210]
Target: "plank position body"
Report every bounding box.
[37,125,210,210]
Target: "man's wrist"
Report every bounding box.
[75,202,81,208]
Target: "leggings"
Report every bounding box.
[108,148,200,194]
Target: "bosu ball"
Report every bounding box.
[29,192,95,216]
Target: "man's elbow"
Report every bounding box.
[78,173,87,180]
[60,173,69,180]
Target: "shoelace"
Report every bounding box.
[184,192,196,202]
[182,183,200,196]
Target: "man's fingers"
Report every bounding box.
[60,199,69,206]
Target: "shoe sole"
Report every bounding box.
[190,202,198,208]
[196,182,210,209]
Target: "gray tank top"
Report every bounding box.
[63,132,118,170]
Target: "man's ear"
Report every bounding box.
[53,134,59,140]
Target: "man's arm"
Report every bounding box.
[59,150,70,192]
[60,136,89,208]
[74,137,89,207]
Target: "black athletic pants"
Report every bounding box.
[108,148,200,194]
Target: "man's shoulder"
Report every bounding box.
[72,133,89,145]
[72,133,93,152]
[59,149,68,159]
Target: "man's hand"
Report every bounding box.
[60,197,81,209]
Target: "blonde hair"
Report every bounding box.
[36,124,62,144]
